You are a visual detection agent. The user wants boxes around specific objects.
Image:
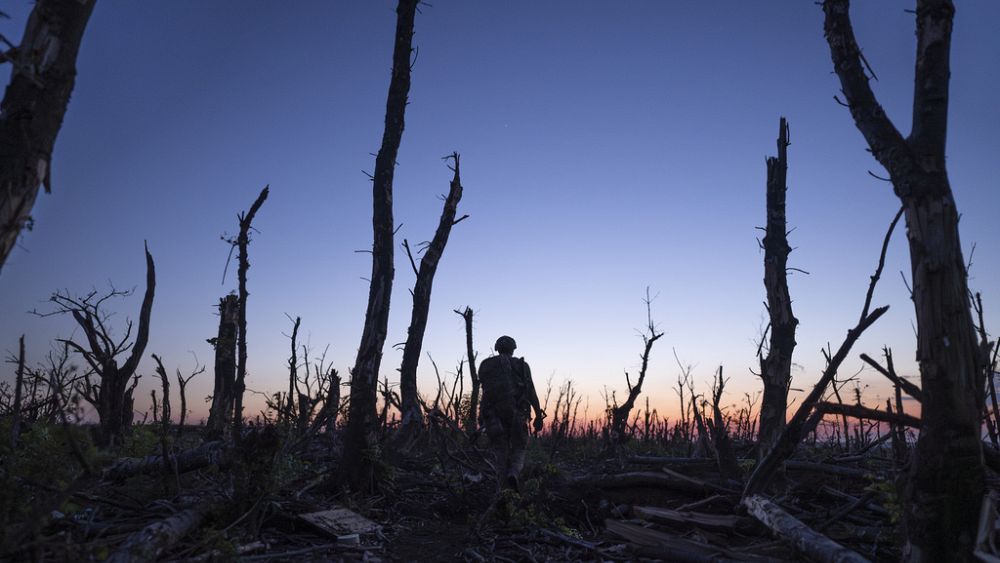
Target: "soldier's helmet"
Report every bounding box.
[494,335,517,354]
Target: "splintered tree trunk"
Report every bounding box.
[457,306,479,432]
[757,117,799,459]
[206,294,238,438]
[342,0,418,490]
[232,186,268,436]
[823,2,983,559]
[398,154,467,435]
[0,0,96,273]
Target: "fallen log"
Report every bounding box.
[106,497,221,563]
[784,460,871,479]
[633,505,757,533]
[574,471,713,494]
[742,495,871,563]
[627,456,718,467]
[814,402,920,428]
[604,519,760,563]
[103,440,225,482]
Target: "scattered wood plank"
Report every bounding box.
[742,495,871,563]
[299,506,381,540]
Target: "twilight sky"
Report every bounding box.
[1,1,997,422]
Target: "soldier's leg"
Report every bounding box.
[483,408,508,480]
[507,416,529,484]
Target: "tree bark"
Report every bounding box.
[398,154,467,435]
[743,495,871,563]
[757,117,799,460]
[232,186,268,436]
[342,0,418,490]
[822,2,984,559]
[456,306,479,432]
[0,0,96,272]
[205,294,238,438]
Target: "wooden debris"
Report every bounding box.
[106,499,218,563]
[604,519,766,562]
[784,460,871,479]
[633,505,756,533]
[103,440,225,482]
[299,506,381,540]
[574,471,713,493]
[742,494,870,563]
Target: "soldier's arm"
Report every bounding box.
[522,360,543,416]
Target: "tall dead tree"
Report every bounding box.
[232,186,268,436]
[205,294,238,438]
[823,2,984,559]
[455,306,479,432]
[52,244,155,447]
[342,0,418,490]
[0,0,96,273]
[609,289,663,444]
[398,153,468,436]
[757,117,799,459]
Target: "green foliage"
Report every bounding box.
[0,419,98,548]
[866,478,902,524]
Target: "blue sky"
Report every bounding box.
[1,1,997,421]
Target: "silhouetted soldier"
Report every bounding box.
[478,335,544,490]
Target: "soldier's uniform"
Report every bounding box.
[478,336,542,489]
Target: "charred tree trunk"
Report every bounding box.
[232,186,268,437]
[205,294,238,438]
[0,0,96,272]
[456,306,479,432]
[9,335,25,448]
[609,290,663,444]
[757,117,799,460]
[743,209,899,498]
[398,154,468,435]
[823,2,984,559]
[71,246,155,447]
[342,0,418,490]
[286,315,301,426]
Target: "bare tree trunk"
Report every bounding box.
[743,209,899,498]
[823,2,984,559]
[286,315,301,426]
[455,306,479,432]
[342,0,418,490]
[757,117,799,460]
[0,0,96,272]
[609,290,663,444]
[232,186,268,437]
[398,154,468,436]
[206,294,238,438]
[9,335,25,448]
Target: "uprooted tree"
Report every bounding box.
[823,1,984,559]
[0,0,96,273]
[756,117,799,459]
[342,0,419,490]
[398,153,468,438]
[43,244,155,447]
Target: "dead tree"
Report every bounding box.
[0,0,96,272]
[342,0,418,490]
[742,207,901,498]
[9,335,25,448]
[398,153,468,436]
[43,244,155,447]
[174,359,202,437]
[455,306,479,432]
[609,289,663,444]
[757,117,799,459]
[823,2,984,558]
[232,186,268,436]
[205,294,238,438]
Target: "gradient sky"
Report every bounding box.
[1,1,997,422]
